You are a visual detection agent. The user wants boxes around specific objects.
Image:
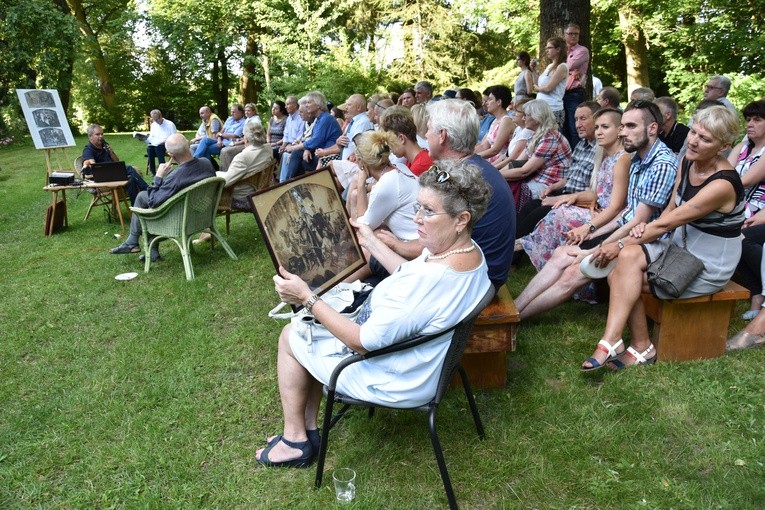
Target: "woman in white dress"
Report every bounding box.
[256,159,493,468]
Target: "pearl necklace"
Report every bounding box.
[427,240,477,261]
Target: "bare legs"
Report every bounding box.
[256,324,323,462]
[583,245,652,368]
[516,245,593,320]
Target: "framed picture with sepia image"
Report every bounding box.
[249,169,366,309]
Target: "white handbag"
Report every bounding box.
[269,280,372,355]
[268,280,372,320]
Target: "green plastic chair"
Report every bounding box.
[130,176,237,280]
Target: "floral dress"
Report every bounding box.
[520,150,624,270]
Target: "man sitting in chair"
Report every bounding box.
[194,121,274,244]
[145,109,177,176]
[82,123,148,204]
[194,104,246,163]
[110,133,215,261]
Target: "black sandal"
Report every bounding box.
[256,436,314,468]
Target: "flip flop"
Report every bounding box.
[726,331,765,351]
[742,310,761,321]
[139,251,162,262]
[581,338,624,372]
[608,344,657,371]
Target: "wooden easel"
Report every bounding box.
[43,147,75,185]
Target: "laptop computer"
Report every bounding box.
[89,161,129,182]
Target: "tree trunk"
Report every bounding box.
[539,0,591,96]
[539,0,590,54]
[66,0,116,110]
[53,0,74,112]
[240,31,261,105]
[261,54,271,92]
[219,48,229,114]
[212,56,221,116]
[619,9,650,94]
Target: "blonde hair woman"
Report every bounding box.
[519,108,631,269]
[410,103,430,149]
[500,99,572,212]
[350,130,419,242]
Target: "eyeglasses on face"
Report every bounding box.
[413,202,449,219]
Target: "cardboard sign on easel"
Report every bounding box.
[15,89,76,183]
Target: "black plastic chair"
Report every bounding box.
[314,286,495,510]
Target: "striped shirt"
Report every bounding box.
[620,139,677,225]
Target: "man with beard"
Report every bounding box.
[514,99,677,319]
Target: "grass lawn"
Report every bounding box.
[1,133,764,509]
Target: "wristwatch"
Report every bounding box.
[617,239,625,250]
[587,222,596,233]
[304,294,320,313]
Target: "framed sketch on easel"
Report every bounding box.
[249,168,366,302]
[16,89,75,149]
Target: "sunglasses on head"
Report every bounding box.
[627,100,662,125]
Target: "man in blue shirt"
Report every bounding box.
[284,91,342,180]
[278,96,306,182]
[377,99,516,292]
[82,123,148,204]
[193,104,246,162]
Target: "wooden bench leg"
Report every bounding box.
[651,300,734,361]
[459,352,507,388]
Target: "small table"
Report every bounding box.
[43,180,130,235]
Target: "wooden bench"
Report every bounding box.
[454,285,519,388]
[641,281,749,361]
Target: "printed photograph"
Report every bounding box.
[250,169,365,297]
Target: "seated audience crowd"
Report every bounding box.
[89,62,759,410]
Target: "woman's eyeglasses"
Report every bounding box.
[413,202,449,219]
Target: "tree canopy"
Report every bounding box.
[0,0,763,135]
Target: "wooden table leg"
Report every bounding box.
[46,190,57,236]
[61,189,68,228]
[112,188,126,231]
[46,189,68,236]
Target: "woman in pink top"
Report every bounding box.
[474,85,515,164]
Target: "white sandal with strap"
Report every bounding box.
[609,343,657,371]
[581,338,624,372]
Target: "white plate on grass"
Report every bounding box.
[115,272,138,281]
[579,254,616,279]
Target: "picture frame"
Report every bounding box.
[16,89,76,150]
[250,168,366,308]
